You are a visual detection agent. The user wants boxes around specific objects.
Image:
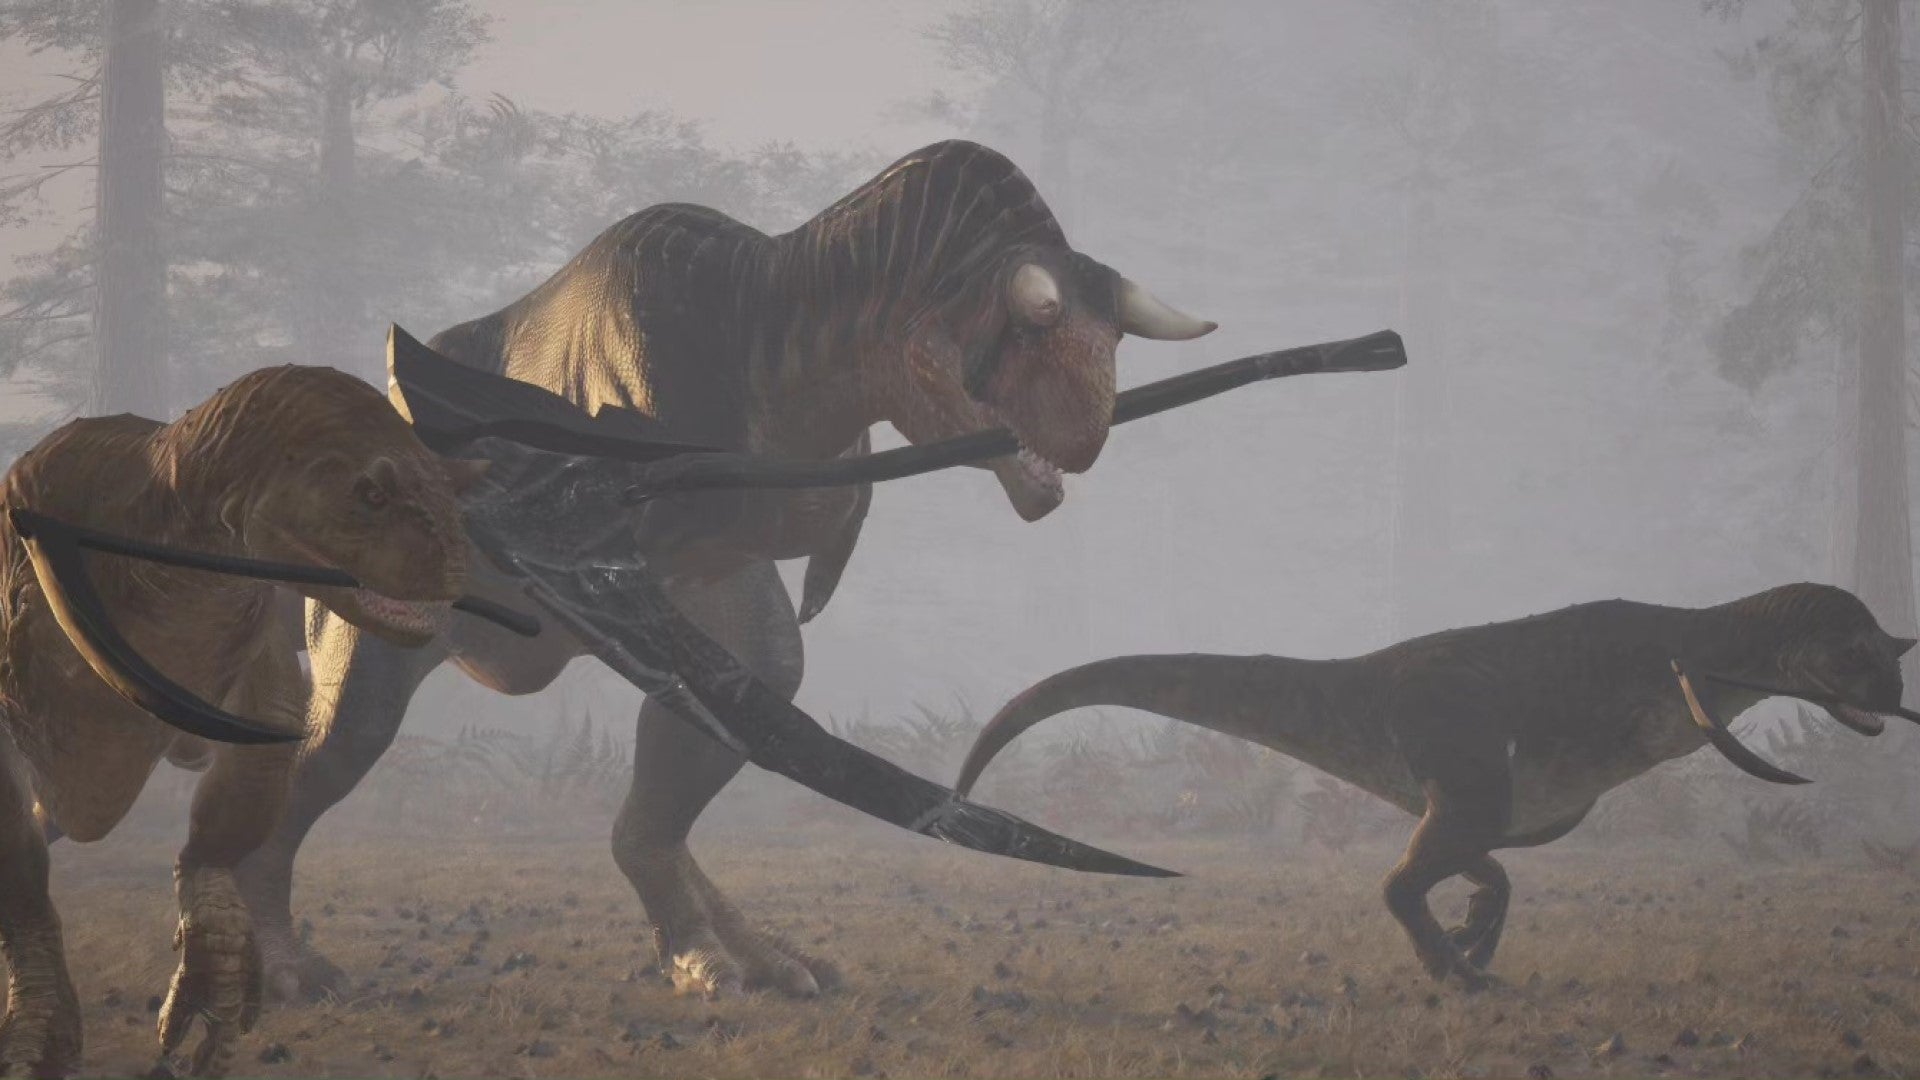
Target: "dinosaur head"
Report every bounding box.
[1772,584,1915,734]
[851,141,1214,522]
[888,247,1214,522]
[177,366,482,648]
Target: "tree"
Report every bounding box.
[93,0,167,415]
[1706,0,1918,686]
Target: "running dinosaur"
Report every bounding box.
[955,583,1915,989]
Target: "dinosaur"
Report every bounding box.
[0,366,490,1078]
[234,139,1240,1002]
[953,582,1917,989]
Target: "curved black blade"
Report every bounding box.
[9,508,539,638]
[388,325,725,463]
[624,330,1410,499]
[10,508,303,745]
[1671,660,1811,785]
[481,542,1177,878]
[390,320,1406,501]
[1697,669,1920,726]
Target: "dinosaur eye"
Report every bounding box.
[354,477,389,510]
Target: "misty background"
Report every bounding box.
[1,1,1915,849]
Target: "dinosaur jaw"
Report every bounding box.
[315,585,451,647]
[982,406,1069,521]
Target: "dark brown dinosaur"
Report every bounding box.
[954,583,1916,989]
[236,140,1228,1001]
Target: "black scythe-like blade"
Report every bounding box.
[1696,670,1920,725]
[7,507,541,745]
[12,507,303,745]
[475,541,1180,879]
[1670,660,1811,785]
[388,323,1408,498]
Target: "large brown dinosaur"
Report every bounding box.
[0,366,485,1077]
[235,139,1233,1001]
[954,583,1917,989]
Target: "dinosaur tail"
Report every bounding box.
[955,654,1290,797]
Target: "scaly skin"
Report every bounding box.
[237,139,1217,1001]
[0,366,475,1076]
[956,583,1915,990]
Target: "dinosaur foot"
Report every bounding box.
[156,869,262,1078]
[0,973,82,1078]
[1445,918,1503,970]
[657,919,840,1001]
[1415,939,1504,994]
[257,936,347,1005]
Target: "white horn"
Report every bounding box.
[1008,263,1062,327]
[1118,277,1217,341]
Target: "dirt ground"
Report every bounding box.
[43,811,1920,1079]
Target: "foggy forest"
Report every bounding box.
[1,1,1918,1078]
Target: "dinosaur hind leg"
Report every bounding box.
[1444,855,1510,970]
[1383,778,1509,991]
[611,561,837,1000]
[158,649,302,1078]
[0,742,81,1078]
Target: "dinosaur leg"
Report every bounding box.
[0,745,80,1078]
[157,650,303,1078]
[233,610,447,1003]
[612,561,836,1000]
[1382,778,1509,991]
[1443,855,1509,969]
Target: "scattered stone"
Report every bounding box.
[370,1044,394,1063]
[1594,1033,1626,1059]
[1732,1033,1758,1053]
[516,1040,557,1059]
[1299,950,1329,967]
[256,1043,292,1065]
[1674,1027,1700,1048]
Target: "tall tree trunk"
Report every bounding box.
[298,71,362,377]
[1388,175,1454,638]
[1853,0,1914,690]
[93,0,168,417]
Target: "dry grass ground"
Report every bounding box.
[40,801,1920,1080]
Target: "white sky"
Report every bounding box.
[462,0,959,151]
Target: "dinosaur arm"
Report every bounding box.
[797,431,873,624]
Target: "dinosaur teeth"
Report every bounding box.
[1015,445,1065,498]
[349,589,447,636]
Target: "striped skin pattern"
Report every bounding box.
[248,140,1217,1002]
[425,139,1138,586]
[956,583,1914,990]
